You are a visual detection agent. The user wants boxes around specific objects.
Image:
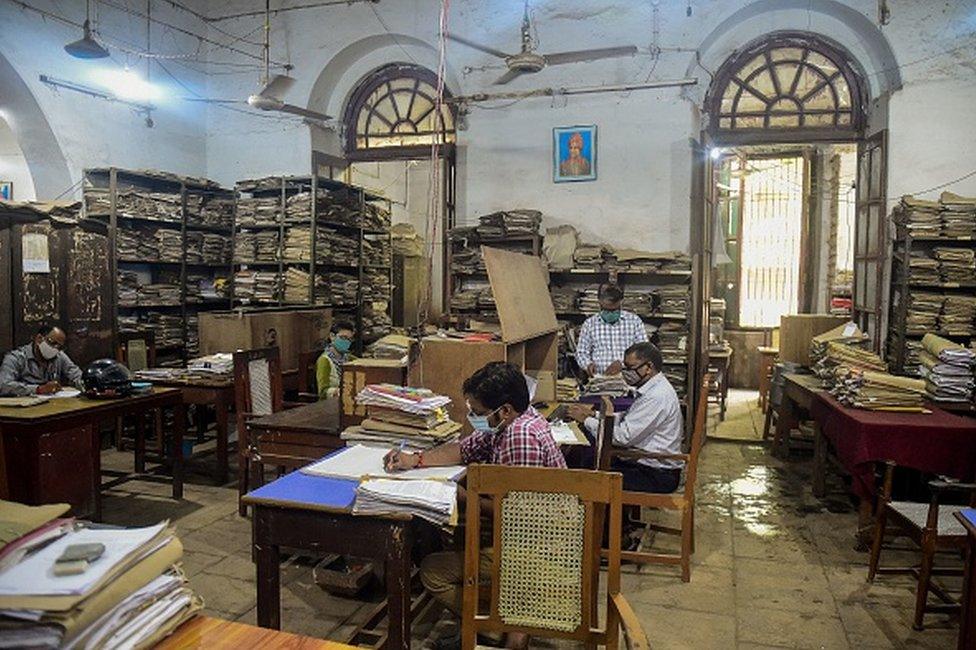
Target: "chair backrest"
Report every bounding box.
[462,465,624,647]
[116,330,156,371]
[233,346,284,418]
[296,348,324,395]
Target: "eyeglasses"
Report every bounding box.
[623,360,649,372]
[43,336,64,350]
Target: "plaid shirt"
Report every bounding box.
[460,406,567,468]
[575,310,648,373]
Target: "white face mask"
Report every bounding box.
[38,340,60,360]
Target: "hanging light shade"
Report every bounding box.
[65,0,109,60]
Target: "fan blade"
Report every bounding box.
[258,74,296,100]
[276,103,333,121]
[447,33,512,59]
[183,97,246,104]
[544,45,639,66]
[494,68,527,85]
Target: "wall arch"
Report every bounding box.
[0,50,72,199]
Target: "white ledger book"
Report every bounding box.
[301,444,465,482]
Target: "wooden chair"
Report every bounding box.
[296,348,323,402]
[114,330,160,452]
[596,374,710,582]
[867,461,975,630]
[462,464,649,650]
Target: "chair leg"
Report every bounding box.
[115,415,125,451]
[913,534,936,631]
[689,507,696,555]
[762,406,773,441]
[867,506,888,582]
[680,507,693,582]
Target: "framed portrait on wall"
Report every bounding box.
[553,125,596,183]
[0,182,11,200]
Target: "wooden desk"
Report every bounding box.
[708,347,733,420]
[757,346,779,413]
[954,510,976,650]
[157,615,356,649]
[772,372,825,457]
[242,469,415,650]
[0,388,184,519]
[241,399,342,515]
[150,377,234,485]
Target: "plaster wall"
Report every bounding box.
[0,118,36,201]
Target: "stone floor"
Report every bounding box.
[99,393,962,649]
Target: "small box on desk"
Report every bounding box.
[339,358,410,429]
[779,314,849,367]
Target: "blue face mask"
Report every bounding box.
[600,309,621,324]
[467,407,501,433]
[333,337,352,354]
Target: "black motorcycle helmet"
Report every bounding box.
[82,359,133,398]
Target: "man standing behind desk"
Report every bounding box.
[316,320,355,400]
[0,324,83,396]
[384,361,565,650]
[575,283,648,376]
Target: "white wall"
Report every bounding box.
[0,118,35,201]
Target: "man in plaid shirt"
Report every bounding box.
[384,361,564,649]
[575,283,648,376]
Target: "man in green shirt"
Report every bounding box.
[316,320,355,399]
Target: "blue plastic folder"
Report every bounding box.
[244,449,358,512]
[962,508,976,529]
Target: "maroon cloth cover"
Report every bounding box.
[810,392,976,497]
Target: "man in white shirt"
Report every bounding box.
[568,341,684,493]
[574,283,648,377]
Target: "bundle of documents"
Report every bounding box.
[905,251,940,283]
[920,333,976,402]
[934,246,975,283]
[476,287,496,310]
[577,287,601,312]
[450,289,480,311]
[118,271,139,305]
[893,196,941,237]
[900,338,924,376]
[363,237,392,268]
[556,378,579,401]
[366,334,411,361]
[939,191,976,237]
[235,196,280,226]
[254,231,280,262]
[116,227,156,261]
[234,270,280,302]
[903,291,943,332]
[0,502,200,649]
[284,267,311,304]
[186,314,200,357]
[348,382,457,447]
[233,231,256,262]
[583,374,630,397]
[654,286,690,316]
[355,384,451,417]
[621,292,653,317]
[664,365,689,399]
[449,247,484,275]
[940,294,976,335]
[353,479,458,526]
[573,245,608,269]
[193,197,234,230]
[810,323,884,387]
[549,286,578,312]
[319,229,361,267]
[391,223,424,257]
[656,324,689,364]
[282,227,312,262]
[154,230,182,263]
[361,302,393,341]
[476,209,542,238]
[316,272,359,305]
[831,369,927,411]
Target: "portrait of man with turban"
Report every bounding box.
[553,125,596,182]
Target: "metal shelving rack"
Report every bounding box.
[887,224,975,375]
[82,167,235,366]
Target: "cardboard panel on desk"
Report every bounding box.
[419,337,509,428]
[779,314,848,367]
[199,308,332,372]
[482,246,558,344]
[340,359,409,428]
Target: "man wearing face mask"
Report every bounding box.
[384,361,564,649]
[568,342,684,494]
[575,283,647,377]
[0,324,84,396]
[316,320,355,400]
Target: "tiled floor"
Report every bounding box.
[100,394,962,649]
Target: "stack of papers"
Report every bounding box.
[941,294,976,335]
[584,374,630,397]
[353,479,457,526]
[940,192,976,237]
[343,384,458,450]
[811,323,885,388]
[920,333,975,403]
[832,369,927,412]
[366,334,411,361]
[556,378,579,401]
[934,247,975,283]
[893,196,941,237]
[0,503,200,649]
[903,291,943,333]
[905,251,940,283]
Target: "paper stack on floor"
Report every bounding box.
[0,501,200,649]
[340,384,460,451]
[831,369,927,412]
[919,333,976,403]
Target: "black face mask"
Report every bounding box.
[621,361,650,386]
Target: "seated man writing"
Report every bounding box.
[0,324,84,397]
[384,361,565,649]
[568,341,684,494]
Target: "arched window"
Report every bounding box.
[707,33,865,140]
[344,63,455,159]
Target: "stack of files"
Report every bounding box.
[450,289,480,311]
[362,270,391,301]
[940,191,976,237]
[354,479,457,527]
[283,227,312,261]
[476,209,542,238]
[201,233,229,264]
[902,338,924,376]
[578,287,600,312]
[363,238,391,267]
[186,314,199,356]
[831,369,927,411]
[118,272,139,305]
[905,251,940,283]
[477,287,496,310]
[656,324,689,364]
[450,247,483,274]
[187,352,233,376]
[184,232,204,264]
[154,230,182,263]
[139,284,180,306]
[664,365,688,398]
[621,292,653,317]
[184,274,208,302]
[366,334,411,361]
[448,226,478,244]
[363,202,392,232]
[810,323,870,366]
[940,294,976,335]
[317,229,359,266]
[234,270,280,302]
[233,232,256,262]
[284,191,316,223]
[355,383,451,417]
[814,341,886,388]
[194,197,234,229]
[573,245,607,269]
[392,223,423,257]
[556,378,579,401]
[144,313,184,350]
[361,302,393,341]
[111,192,182,223]
[934,246,976,283]
[654,286,690,316]
[341,418,460,452]
[316,272,358,305]
[313,192,359,227]
[254,231,279,262]
[920,333,976,402]
[0,508,200,650]
[284,267,311,304]
[116,227,157,261]
[584,374,630,397]
[904,291,943,332]
[893,196,942,237]
[549,286,578,312]
[235,197,279,226]
[657,251,693,273]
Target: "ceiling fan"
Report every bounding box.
[448,0,639,85]
[186,1,331,122]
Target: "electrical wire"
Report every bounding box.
[368,2,419,65]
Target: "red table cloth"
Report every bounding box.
[810,392,976,497]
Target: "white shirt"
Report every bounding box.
[584,372,684,469]
[574,310,648,374]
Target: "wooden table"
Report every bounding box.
[0,387,184,519]
[151,377,234,485]
[156,615,356,649]
[241,399,342,516]
[772,372,825,457]
[954,509,976,650]
[708,347,733,420]
[757,346,779,413]
[242,469,415,650]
